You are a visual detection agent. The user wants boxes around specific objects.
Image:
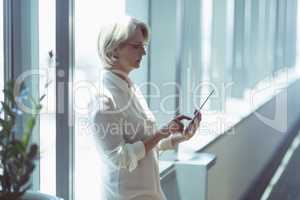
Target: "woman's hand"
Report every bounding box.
[158,115,192,139]
[182,111,202,140]
[168,111,202,146]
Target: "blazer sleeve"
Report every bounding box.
[89,95,146,172]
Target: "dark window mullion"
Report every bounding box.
[56,0,75,199]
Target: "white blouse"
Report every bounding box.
[89,70,174,200]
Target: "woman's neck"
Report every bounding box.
[109,68,132,86]
[110,65,131,76]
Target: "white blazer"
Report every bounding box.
[89,70,174,200]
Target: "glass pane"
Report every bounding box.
[74,1,125,199]
[149,0,177,127]
[0,0,3,102]
[39,0,56,195]
[179,0,203,117]
[298,0,300,69]
[177,0,215,156]
[146,1,178,161]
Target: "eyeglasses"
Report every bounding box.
[126,42,148,50]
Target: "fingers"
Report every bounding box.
[194,113,201,130]
[192,112,202,124]
[168,113,201,136]
[198,112,202,121]
[174,114,192,121]
[183,126,192,139]
[184,112,202,139]
[168,121,184,133]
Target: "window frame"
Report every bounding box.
[55,0,75,199]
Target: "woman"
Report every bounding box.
[89,16,202,200]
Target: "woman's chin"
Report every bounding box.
[126,65,139,73]
[132,62,141,68]
[135,64,141,68]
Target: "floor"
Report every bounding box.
[262,132,300,200]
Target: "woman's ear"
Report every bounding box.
[112,54,119,60]
[112,49,119,59]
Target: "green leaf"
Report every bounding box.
[22,117,36,148]
[0,117,14,136]
[3,88,15,102]
[1,102,15,118]
[6,141,25,158]
[0,80,46,195]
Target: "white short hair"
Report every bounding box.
[97,16,149,69]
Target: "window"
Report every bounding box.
[298,0,300,70]
[176,0,223,155]
[152,0,300,156]
[39,0,56,195]
[58,0,299,198]
[149,0,178,128]
[0,0,3,102]
[74,1,125,199]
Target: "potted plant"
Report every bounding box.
[0,81,45,200]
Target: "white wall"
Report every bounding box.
[203,79,300,200]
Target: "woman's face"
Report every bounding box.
[114,27,146,74]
